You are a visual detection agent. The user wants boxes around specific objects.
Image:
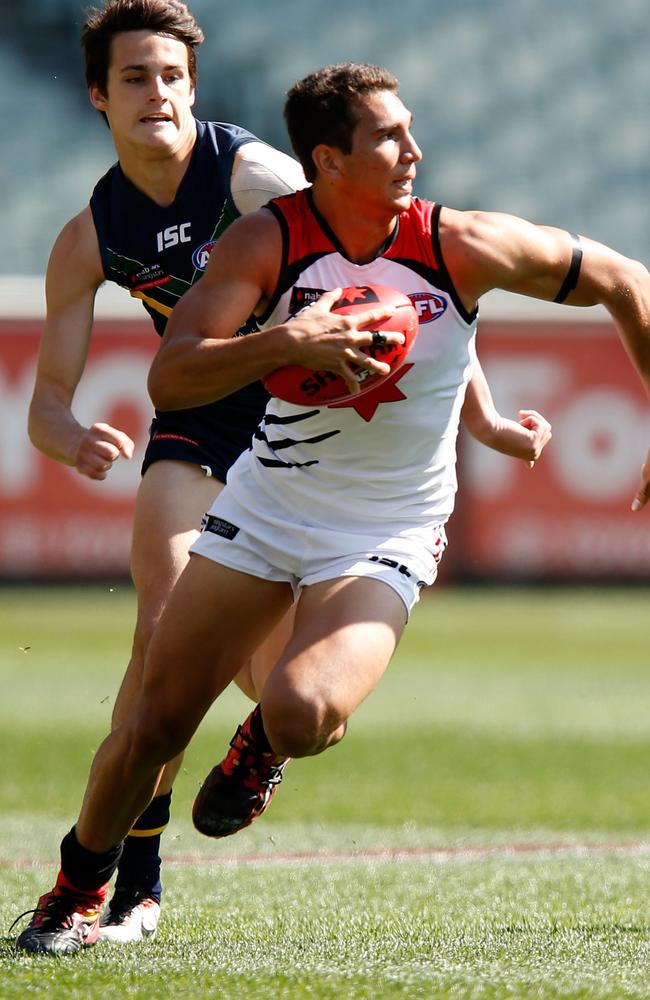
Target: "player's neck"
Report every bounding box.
[114,126,197,208]
[311,186,398,265]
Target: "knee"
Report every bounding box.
[232,658,256,702]
[262,690,347,759]
[130,609,162,669]
[110,612,164,730]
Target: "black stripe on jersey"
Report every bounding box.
[274,255,332,317]
[389,255,460,304]
[254,426,340,451]
[259,201,291,323]
[430,204,478,326]
[258,201,333,325]
[264,410,321,424]
[258,457,319,469]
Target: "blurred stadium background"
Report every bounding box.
[1,0,650,581]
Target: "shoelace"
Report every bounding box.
[9,894,77,935]
[225,725,285,780]
[220,726,254,776]
[262,762,286,786]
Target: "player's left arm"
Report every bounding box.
[461,359,552,468]
[442,208,650,509]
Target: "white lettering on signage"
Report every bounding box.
[464,358,650,501]
[553,389,648,499]
[0,365,39,494]
[0,352,151,501]
[71,354,152,498]
[464,358,565,497]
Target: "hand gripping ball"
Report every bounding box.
[262,284,419,406]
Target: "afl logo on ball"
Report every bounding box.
[192,241,215,271]
[408,292,447,323]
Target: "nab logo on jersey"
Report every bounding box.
[408,291,447,323]
[289,286,326,314]
[156,222,192,252]
[192,241,216,271]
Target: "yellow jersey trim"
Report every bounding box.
[131,290,173,318]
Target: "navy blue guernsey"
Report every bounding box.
[90,119,270,480]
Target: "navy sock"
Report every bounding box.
[248,704,273,752]
[60,827,123,892]
[114,791,171,902]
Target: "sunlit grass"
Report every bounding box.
[1,585,649,998]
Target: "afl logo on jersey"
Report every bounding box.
[192,241,215,271]
[408,292,447,323]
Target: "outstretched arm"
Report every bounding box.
[28,207,134,480]
[461,360,551,468]
[442,208,650,509]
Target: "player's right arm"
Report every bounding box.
[149,210,399,409]
[28,207,135,480]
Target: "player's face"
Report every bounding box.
[340,90,422,216]
[89,31,196,155]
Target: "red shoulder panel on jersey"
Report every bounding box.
[385,198,438,270]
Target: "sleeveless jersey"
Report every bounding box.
[228,189,479,535]
[89,119,269,476]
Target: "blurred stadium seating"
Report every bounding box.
[2,0,649,274]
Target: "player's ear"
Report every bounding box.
[312,144,344,182]
[89,85,109,113]
[189,86,196,108]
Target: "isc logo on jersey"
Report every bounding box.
[408,292,447,323]
[192,241,216,271]
[156,222,191,252]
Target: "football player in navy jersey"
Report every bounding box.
[26,0,307,947]
[21,9,553,955]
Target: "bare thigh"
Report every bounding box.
[113,460,221,725]
[140,554,295,751]
[261,576,408,759]
[116,460,295,723]
[74,556,293,853]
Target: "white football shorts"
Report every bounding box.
[190,471,448,617]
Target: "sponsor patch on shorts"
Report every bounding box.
[368,555,414,578]
[201,514,240,540]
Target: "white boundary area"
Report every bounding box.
[0,276,610,322]
[3,839,650,870]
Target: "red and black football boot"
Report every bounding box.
[193,707,289,838]
[14,877,107,955]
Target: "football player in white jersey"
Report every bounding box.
[22,3,551,951]
[18,57,571,957]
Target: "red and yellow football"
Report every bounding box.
[263,284,419,406]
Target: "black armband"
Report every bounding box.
[554,232,583,303]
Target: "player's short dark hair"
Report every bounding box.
[82,0,204,95]
[284,63,400,183]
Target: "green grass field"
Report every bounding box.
[1,584,650,998]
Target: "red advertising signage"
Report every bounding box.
[0,319,155,577]
[452,320,650,579]
[0,313,648,580]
